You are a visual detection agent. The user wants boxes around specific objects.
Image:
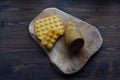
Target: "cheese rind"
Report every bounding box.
[65,21,84,53]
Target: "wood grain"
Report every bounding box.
[0,0,120,80]
[29,8,103,74]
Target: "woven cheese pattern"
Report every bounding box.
[34,15,64,49]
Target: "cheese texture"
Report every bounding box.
[34,15,64,49]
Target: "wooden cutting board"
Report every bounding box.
[29,8,103,74]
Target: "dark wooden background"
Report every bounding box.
[0,0,120,80]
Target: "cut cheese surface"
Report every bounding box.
[34,15,64,49]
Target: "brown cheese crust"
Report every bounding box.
[65,21,84,53]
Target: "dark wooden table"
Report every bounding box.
[0,0,120,80]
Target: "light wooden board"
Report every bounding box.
[29,8,103,74]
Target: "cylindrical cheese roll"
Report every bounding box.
[65,21,84,53]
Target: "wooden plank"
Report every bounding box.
[29,8,103,74]
[0,0,120,79]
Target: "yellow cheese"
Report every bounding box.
[34,15,64,49]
